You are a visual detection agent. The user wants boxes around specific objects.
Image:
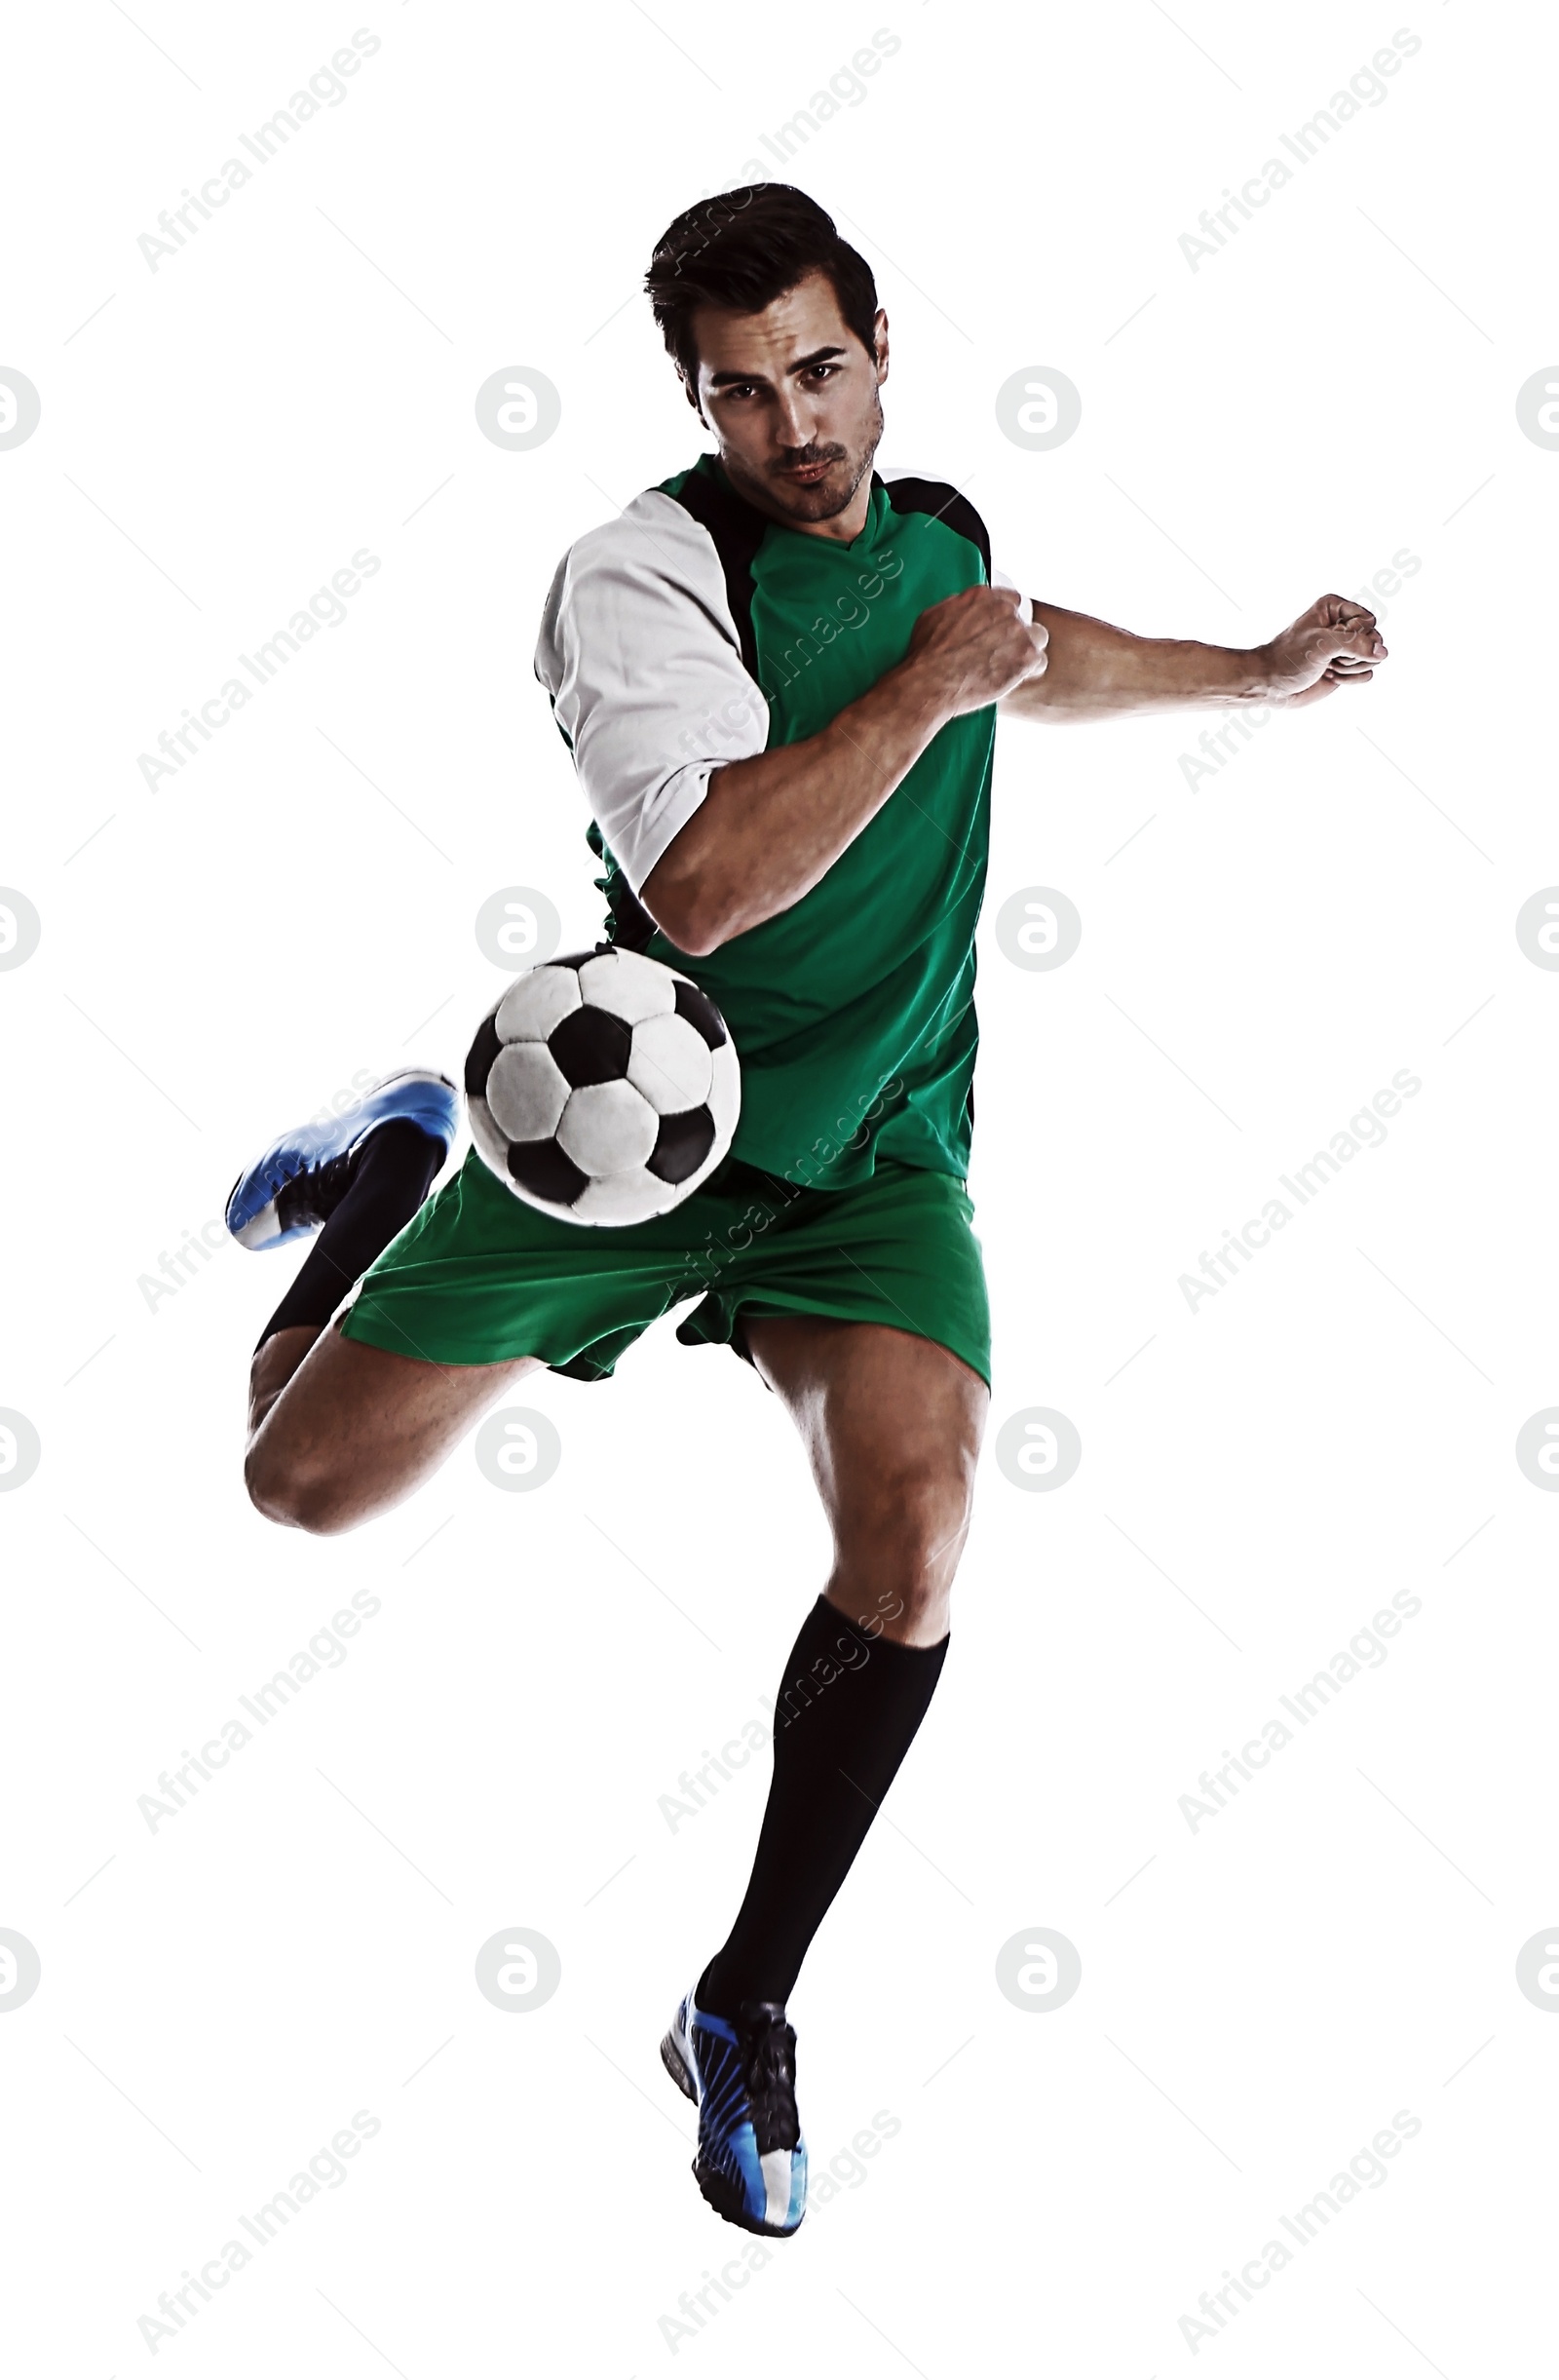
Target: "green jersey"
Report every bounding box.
[534,452,1018,1188]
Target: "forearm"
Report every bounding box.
[640,659,950,954]
[1003,601,1270,721]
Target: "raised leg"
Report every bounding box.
[244,1322,539,1536]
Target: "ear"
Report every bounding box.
[679,368,705,423]
[872,308,890,385]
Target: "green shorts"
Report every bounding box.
[339,1147,991,1387]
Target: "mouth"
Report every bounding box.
[778,458,834,483]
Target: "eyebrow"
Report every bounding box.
[706,344,849,390]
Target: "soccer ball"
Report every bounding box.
[464,947,741,1224]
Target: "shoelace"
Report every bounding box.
[741,2013,800,2153]
[275,1142,359,1233]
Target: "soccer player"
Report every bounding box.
[232,185,1388,2236]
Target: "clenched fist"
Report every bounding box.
[1253,595,1388,710]
[905,584,1048,719]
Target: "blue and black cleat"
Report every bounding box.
[225,1068,457,1250]
[662,1984,808,2236]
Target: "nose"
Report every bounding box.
[772,389,814,450]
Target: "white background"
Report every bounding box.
[3,2,1555,2370]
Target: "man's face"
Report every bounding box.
[685,269,888,535]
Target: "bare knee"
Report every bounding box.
[835,1463,977,1638]
[244,1438,357,1535]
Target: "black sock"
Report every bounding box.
[698,1593,950,2017]
[254,1119,445,1352]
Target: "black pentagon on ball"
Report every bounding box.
[673,979,728,1049]
[508,1137,589,1205]
[648,1103,717,1184]
[464,1010,503,1096]
[549,1002,632,1088]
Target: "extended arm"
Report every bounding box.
[640,586,1387,955]
[999,592,1387,723]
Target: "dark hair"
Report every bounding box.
[644,184,880,385]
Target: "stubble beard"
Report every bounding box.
[719,388,886,526]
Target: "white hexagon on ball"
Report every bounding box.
[579,947,676,1025]
[627,1010,713,1113]
[572,1168,675,1224]
[496,965,582,1044]
[556,1079,659,1175]
[485,1041,571,1142]
[706,1041,741,1142]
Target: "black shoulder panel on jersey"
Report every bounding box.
[664,456,768,684]
[878,473,992,581]
[585,817,660,952]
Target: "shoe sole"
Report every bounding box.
[661,2020,804,2240]
[660,2028,697,2103]
[694,2163,805,2239]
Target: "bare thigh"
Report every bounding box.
[245,1322,540,1535]
[741,1315,989,1646]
